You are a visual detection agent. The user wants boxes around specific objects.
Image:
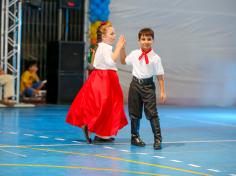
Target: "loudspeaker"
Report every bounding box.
[59,0,82,10]
[47,41,85,104]
[47,72,83,104]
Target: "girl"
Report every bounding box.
[66,22,128,144]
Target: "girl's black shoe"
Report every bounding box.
[93,136,114,143]
[82,125,92,144]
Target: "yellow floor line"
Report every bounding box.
[12,146,211,176]
[0,164,167,176]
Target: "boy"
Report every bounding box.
[20,61,46,97]
[120,28,166,150]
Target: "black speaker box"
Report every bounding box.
[47,41,85,104]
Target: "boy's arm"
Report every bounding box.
[120,47,126,65]
[157,75,166,104]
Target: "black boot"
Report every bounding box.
[131,118,145,147]
[150,117,162,150]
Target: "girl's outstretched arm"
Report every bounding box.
[112,35,126,62]
[90,48,96,65]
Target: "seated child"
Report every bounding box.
[20,61,46,97]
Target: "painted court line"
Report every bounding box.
[207,169,221,172]
[134,152,148,155]
[0,164,167,176]
[39,136,49,139]
[164,139,236,144]
[153,156,165,159]
[23,134,34,136]
[120,149,130,152]
[188,164,201,168]
[8,132,18,134]
[0,142,231,175]
[170,160,182,163]
[3,130,236,145]
[103,146,114,149]
[0,143,83,148]
[0,144,213,175]
[72,141,81,143]
[68,139,236,145]
[54,138,65,141]
[20,147,210,176]
[0,149,27,157]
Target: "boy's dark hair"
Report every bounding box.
[138,28,154,40]
[26,60,38,70]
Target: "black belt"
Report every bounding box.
[132,76,153,85]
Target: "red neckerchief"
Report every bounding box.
[138,48,152,64]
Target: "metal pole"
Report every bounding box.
[1,0,22,103]
[1,0,5,67]
[83,0,90,80]
[65,8,69,41]
[16,1,22,103]
[58,8,62,41]
[4,0,9,72]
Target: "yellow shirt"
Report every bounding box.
[20,71,39,93]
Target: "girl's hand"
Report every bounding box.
[112,35,126,61]
[116,35,126,50]
[90,48,96,56]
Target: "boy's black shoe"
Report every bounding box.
[130,117,145,147]
[93,136,114,143]
[150,117,162,150]
[153,139,162,150]
[131,134,146,147]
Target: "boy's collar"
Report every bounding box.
[139,48,153,54]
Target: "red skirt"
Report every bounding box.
[66,69,128,136]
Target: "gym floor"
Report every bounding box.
[0,105,235,176]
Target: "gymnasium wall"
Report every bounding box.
[110,0,236,106]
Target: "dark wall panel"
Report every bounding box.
[21,0,85,79]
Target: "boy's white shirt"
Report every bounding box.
[93,42,117,71]
[125,49,164,79]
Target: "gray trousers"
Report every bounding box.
[0,74,14,98]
